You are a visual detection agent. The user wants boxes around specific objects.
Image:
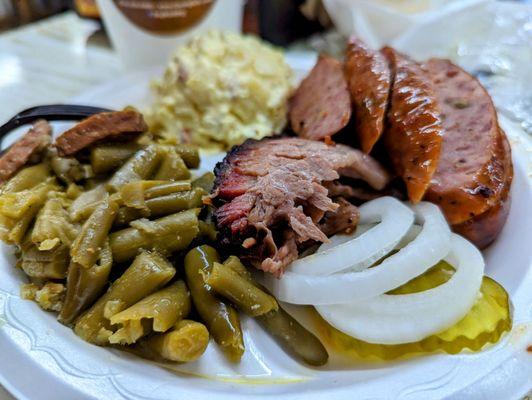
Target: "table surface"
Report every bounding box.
[0,11,122,126]
[0,9,530,400]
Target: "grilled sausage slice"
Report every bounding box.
[0,119,51,183]
[382,47,444,203]
[452,129,512,248]
[289,55,351,140]
[55,110,147,156]
[345,38,391,154]
[422,59,512,241]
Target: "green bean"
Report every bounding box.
[114,207,147,227]
[257,307,329,366]
[32,198,79,249]
[7,210,37,245]
[139,320,209,362]
[144,188,205,217]
[107,145,164,192]
[74,251,176,345]
[173,145,200,169]
[59,241,113,324]
[19,243,70,280]
[0,179,56,219]
[198,220,217,241]
[50,156,93,183]
[119,180,192,210]
[0,215,13,242]
[84,178,107,190]
[109,208,200,263]
[90,142,140,174]
[65,183,83,199]
[69,184,107,222]
[108,281,191,345]
[0,180,57,244]
[223,256,329,366]
[115,188,204,226]
[223,256,250,277]
[119,180,165,210]
[7,193,54,246]
[0,163,50,194]
[207,262,278,317]
[184,245,244,363]
[20,281,65,312]
[192,172,215,193]
[71,196,118,269]
[144,181,191,199]
[153,150,190,181]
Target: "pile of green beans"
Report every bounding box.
[0,134,329,368]
[0,140,221,363]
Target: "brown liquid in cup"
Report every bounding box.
[113,0,215,34]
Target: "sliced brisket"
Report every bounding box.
[319,197,360,237]
[211,137,389,276]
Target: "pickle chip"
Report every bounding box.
[315,261,512,361]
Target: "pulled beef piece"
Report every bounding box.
[319,197,359,237]
[54,110,147,156]
[324,181,382,202]
[212,137,390,276]
[0,119,51,183]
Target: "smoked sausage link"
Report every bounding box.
[55,110,147,156]
[345,38,391,154]
[382,47,444,204]
[422,59,512,247]
[289,55,351,141]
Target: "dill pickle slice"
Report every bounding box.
[315,261,512,361]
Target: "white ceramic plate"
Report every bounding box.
[0,57,531,400]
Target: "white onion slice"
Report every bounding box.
[395,224,422,249]
[317,223,374,252]
[321,222,420,256]
[316,234,484,344]
[266,202,451,305]
[289,197,414,275]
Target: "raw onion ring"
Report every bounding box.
[266,202,451,305]
[289,197,414,275]
[316,234,485,344]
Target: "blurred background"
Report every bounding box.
[0,0,531,134]
[0,0,330,40]
[0,0,529,41]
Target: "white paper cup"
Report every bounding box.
[97,0,244,69]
